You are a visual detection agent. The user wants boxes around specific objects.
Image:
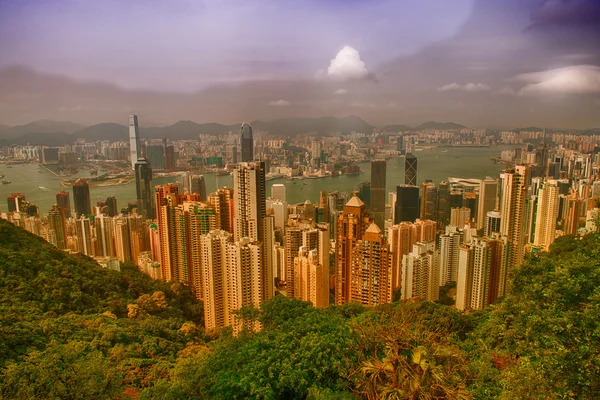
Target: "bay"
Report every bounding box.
[0,145,514,214]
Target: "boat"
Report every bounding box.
[38,186,49,191]
[441,150,448,153]
[2,179,11,184]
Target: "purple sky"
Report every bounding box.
[0,0,599,128]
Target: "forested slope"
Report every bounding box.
[1,218,599,399]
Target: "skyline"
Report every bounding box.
[0,0,599,128]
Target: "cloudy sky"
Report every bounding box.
[0,0,599,128]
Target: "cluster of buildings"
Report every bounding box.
[3,116,600,333]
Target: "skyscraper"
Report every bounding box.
[190,175,207,201]
[437,180,450,228]
[271,184,286,202]
[484,211,502,237]
[370,160,387,229]
[404,152,417,186]
[439,226,462,285]
[477,178,498,229]
[129,115,141,170]
[200,230,232,331]
[135,157,155,221]
[533,180,559,250]
[56,190,71,218]
[75,216,94,256]
[358,181,371,208]
[47,204,67,250]
[233,161,274,302]
[335,193,369,305]
[500,166,528,273]
[72,178,91,217]
[394,184,420,223]
[7,193,26,213]
[420,181,437,221]
[401,241,440,302]
[240,122,254,162]
[350,222,392,305]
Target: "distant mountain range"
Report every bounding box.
[0,117,596,147]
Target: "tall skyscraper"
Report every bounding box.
[72,178,91,217]
[7,193,26,213]
[477,178,498,229]
[499,166,528,272]
[335,193,369,305]
[47,204,67,250]
[146,144,165,171]
[56,190,71,218]
[404,152,417,186]
[533,180,559,250]
[129,115,141,170]
[420,181,438,221]
[358,182,371,208]
[240,122,254,162]
[135,157,155,221]
[401,241,440,302]
[190,175,207,201]
[271,184,286,202]
[233,161,274,302]
[350,222,392,305]
[75,216,94,256]
[484,211,501,237]
[200,230,232,331]
[370,160,387,229]
[394,185,420,223]
[456,237,507,311]
[437,180,450,228]
[439,226,462,285]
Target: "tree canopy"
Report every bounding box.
[1,218,599,399]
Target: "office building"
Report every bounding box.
[7,193,26,213]
[47,204,67,250]
[240,122,254,162]
[394,185,419,223]
[350,222,392,305]
[56,190,71,218]
[135,157,155,221]
[370,160,386,229]
[129,115,141,170]
[146,144,165,171]
[190,175,207,201]
[420,181,437,221]
[358,181,371,208]
[335,193,369,304]
[75,216,94,256]
[271,183,286,202]
[477,178,498,229]
[72,178,92,217]
[404,152,417,186]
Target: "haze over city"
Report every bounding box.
[2,1,600,399]
[1,0,599,128]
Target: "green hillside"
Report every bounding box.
[1,218,599,399]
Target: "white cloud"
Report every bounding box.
[334,88,348,95]
[325,46,369,81]
[267,99,291,107]
[516,65,600,96]
[437,82,490,92]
